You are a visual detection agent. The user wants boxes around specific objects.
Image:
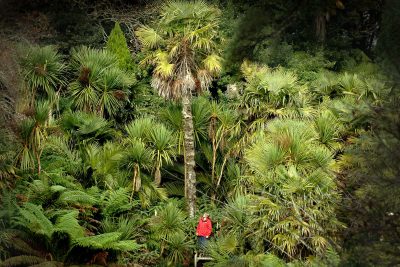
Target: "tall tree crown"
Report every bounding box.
[136,1,222,100]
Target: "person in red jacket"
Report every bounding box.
[196,213,212,251]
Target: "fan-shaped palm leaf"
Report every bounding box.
[135,26,164,50]
[125,117,154,141]
[19,45,65,103]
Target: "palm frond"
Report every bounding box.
[135,26,164,49]
[18,45,65,102]
[150,201,186,241]
[202,54,223,75]
[101,215,145,240]
[125,117,154,141]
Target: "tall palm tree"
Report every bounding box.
[136,1,222,217]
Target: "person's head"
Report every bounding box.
[202,213,209,221]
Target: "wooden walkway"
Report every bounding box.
[194,252,213,267]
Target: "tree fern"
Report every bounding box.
[54,210,84,240]
[14,203,53,239]
[58,190,98,206]
[101,215,145,240]
[74,232,120,249]
[74,232,141,251]
[101,188,132,216]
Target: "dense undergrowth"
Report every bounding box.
[0,0,399,266]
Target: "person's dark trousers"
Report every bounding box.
[197,236,207,252]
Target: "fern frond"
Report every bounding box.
[104,240,142,251]
[14,203,53,239]
[54,210,85,240]
[58,190,98,205]
[102,188,132,216]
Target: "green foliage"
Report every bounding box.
[14,203,85,243]
[1,1,397,266]
[58,189,98,206]
[240,61,314,131]
[150,201,193,265]
[18,45,65,103]
[136,0,222,99]
[106,22,133,71]
[0,129,16,189]
[101,188,132,216]
[101,215,146,241]
[74,232,141,251]
[60,111,115,144]
[14,203,54,239]
[314,109,343,151]
[287,51,336,81]
[240,119,341,259]
[338,88,400,265]
[68,46,135,117]
[54,210,85,240]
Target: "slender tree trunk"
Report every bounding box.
[131,163,140,201]
[315,13,327,43]
[36,150,41,175]
[210,116,217,204]
[182,91,196,218]
[154,165,161,186]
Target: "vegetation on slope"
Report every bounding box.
[0,0,398,266]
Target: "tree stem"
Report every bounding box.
[182,91,196,218]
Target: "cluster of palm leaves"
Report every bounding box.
[69,46,135,118]
[18,45,66,105]
[0,1,393,266]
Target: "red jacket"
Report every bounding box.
[196,217,212,237]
